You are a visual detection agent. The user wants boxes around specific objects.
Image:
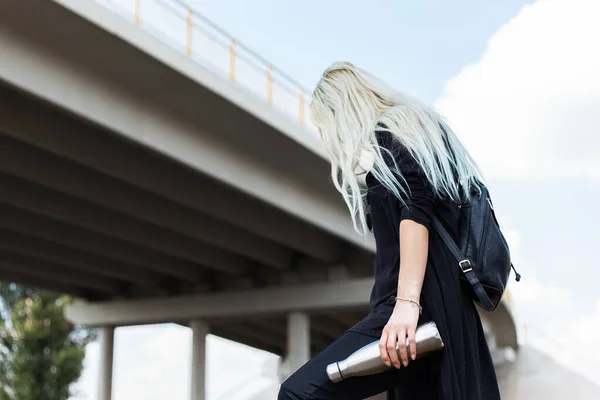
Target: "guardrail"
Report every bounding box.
[100,0,316,133]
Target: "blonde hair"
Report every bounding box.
[310,62,482,236]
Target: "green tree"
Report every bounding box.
[0,282,94,400]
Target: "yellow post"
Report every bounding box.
[299,89,305,126]
[503,289,512,307]
[229,39,236,82]
[186,9,193,56]
[135,0,140,25]
[267,66,273,105]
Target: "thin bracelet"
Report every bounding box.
[395,297,422,314]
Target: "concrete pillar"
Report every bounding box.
[97,326,115,400]
[286,312,310,372]
[190,320,209,400]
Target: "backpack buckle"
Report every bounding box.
[459,260,473,273]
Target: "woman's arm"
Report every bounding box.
[378,220,428,369]
[377,141,434,369]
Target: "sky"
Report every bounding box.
[74,0,600,398]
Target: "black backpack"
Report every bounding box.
[433,185,520,311]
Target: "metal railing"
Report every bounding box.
[99,0,316,134]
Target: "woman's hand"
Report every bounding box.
[378,299,420,369]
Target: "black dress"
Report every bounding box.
[278,131,501,400]
[348,131,501,399]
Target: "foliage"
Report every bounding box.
[0,282,94,400]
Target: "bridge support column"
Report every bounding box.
[98,326,115,400]
[280,311,311,381]
[190,320,209,400]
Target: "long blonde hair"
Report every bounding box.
[310,62,482,236]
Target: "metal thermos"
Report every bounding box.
[326,321,444,383]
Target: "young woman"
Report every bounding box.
[278,62,501,399]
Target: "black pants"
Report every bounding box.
[278,330,439,400]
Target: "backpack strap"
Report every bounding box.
[432,216,495,311]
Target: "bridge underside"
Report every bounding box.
[0,78,516,357]
[0,79,375,356]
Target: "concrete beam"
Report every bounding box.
[66,278,374,326]
[0,130,293,270]
[0,204,203,282]
[0,251,121,294]
[0,268,95,299]
[0,170,249,276]
[0,228,164,288]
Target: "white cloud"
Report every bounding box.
[435,0,600,180]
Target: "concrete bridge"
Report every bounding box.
[0,1,518,399]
